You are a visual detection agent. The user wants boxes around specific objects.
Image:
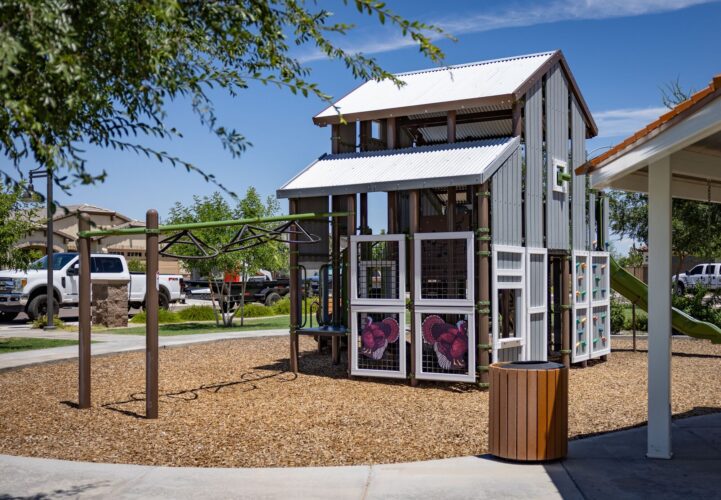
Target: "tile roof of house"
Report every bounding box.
[578,74,721,174]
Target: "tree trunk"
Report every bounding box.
[208,277,220,327]
[240,264,247,327]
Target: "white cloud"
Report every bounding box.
[593,106,667,138]
[300,0,718,61]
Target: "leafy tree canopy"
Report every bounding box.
[0,0,445,195]
[0,183,40,270]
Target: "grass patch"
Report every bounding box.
[0,337,78,353]
[106,315,290,336]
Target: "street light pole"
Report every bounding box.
[44,166,55,330]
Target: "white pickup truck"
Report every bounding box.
[0,253,184,321]
[673,262,721,295]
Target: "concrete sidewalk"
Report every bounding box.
[1,412,720,499]
[0,328,288,371]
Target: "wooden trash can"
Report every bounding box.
[489,361,568,461]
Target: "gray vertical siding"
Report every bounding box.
[524,80,544,248]
[529,313,547,361]
[571,97,588,251]
[498,346,522,362]
[491,148,522,246]
[545,64,570,250]
[529,253,545,308]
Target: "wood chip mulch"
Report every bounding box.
[0,336,720,467]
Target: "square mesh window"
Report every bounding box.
[355,240,400,301]
[354,310,404,375]
[417,311,473,379]
[419,239,469,301]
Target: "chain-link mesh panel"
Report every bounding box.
[418,311,471,375]
[419,239,468,301]
[355,240,400,301]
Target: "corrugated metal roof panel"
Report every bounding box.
[315,52,554,122]
[277,137,519,198]
[418,120,513,143]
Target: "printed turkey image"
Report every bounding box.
[360,317,400,360]
[421,315,468,370]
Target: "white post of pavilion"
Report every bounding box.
[647,156,673,459]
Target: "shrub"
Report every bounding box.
[610,299,626,334]
[239,302,274,318]
[177,305,216,321]
[624,309,648,332]
[127,259,146,273]
[271,296,291,315]
[673,285,721,327]
[31,315,64,329]
[130,309,182,324]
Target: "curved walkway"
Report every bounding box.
[1,413,721,499]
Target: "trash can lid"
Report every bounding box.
[497,361,564,370]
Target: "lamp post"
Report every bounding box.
[28,166,55,330]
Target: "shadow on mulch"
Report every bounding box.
[613,348,721,360]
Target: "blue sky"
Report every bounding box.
[37,0,721,252]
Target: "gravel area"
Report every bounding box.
[0,336,720,467]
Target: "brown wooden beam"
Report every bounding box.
[289,199,299,374]
[387,192,397,233]
[512,101,523,137]
[145,209,159,419]
[360,193,368,233]
[346,194,356,373]
[477,183,490,387]
[561,256,571,368]
[387,117,397,149]
[78,214,92,409]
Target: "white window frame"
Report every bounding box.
[572,250,591,362]
[552,158,569,194]
[350,305,407,379]
[414,306,476,383]
[350,234,406,307]
[492,245,526,363]
[413,231,474,308]
[525,247,548,362]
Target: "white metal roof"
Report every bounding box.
[277,137,520,198]
[313,52,555,125]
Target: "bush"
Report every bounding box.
[129,309,182,324]
[610,299,626,334]
[271,296,291,315]
[673,285,721,327]
[177,305,216,321]
[624,309,648,332]
[240,302,274,318]
[31,315,64,329]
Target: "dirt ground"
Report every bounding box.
[0,336,719,467]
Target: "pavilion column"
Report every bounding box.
[647,156,673,459]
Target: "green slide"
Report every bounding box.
[610,257,721,344]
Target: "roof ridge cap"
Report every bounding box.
[394,51,556,78]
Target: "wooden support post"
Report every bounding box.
[145,209,159,419]
[289,199,299,374]
[447,186,456,298]
[387,117,397,149]
[477,183,491,387]
[409,189,420,386]
[78,214,92,409]
[387,192,397,233]
[331,197,342,365]
[632,303,637,352]
[331,124,340,154]
[512,101,523,137]
[561,256,571,368]
[447,111,457,143]
[346,194,356,374]
[360,193,368,233]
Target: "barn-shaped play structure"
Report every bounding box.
[277,50,611,386]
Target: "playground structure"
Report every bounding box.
[278,51,613,386]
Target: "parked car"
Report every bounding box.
[0,253,184,321]
[672,262,721,295]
